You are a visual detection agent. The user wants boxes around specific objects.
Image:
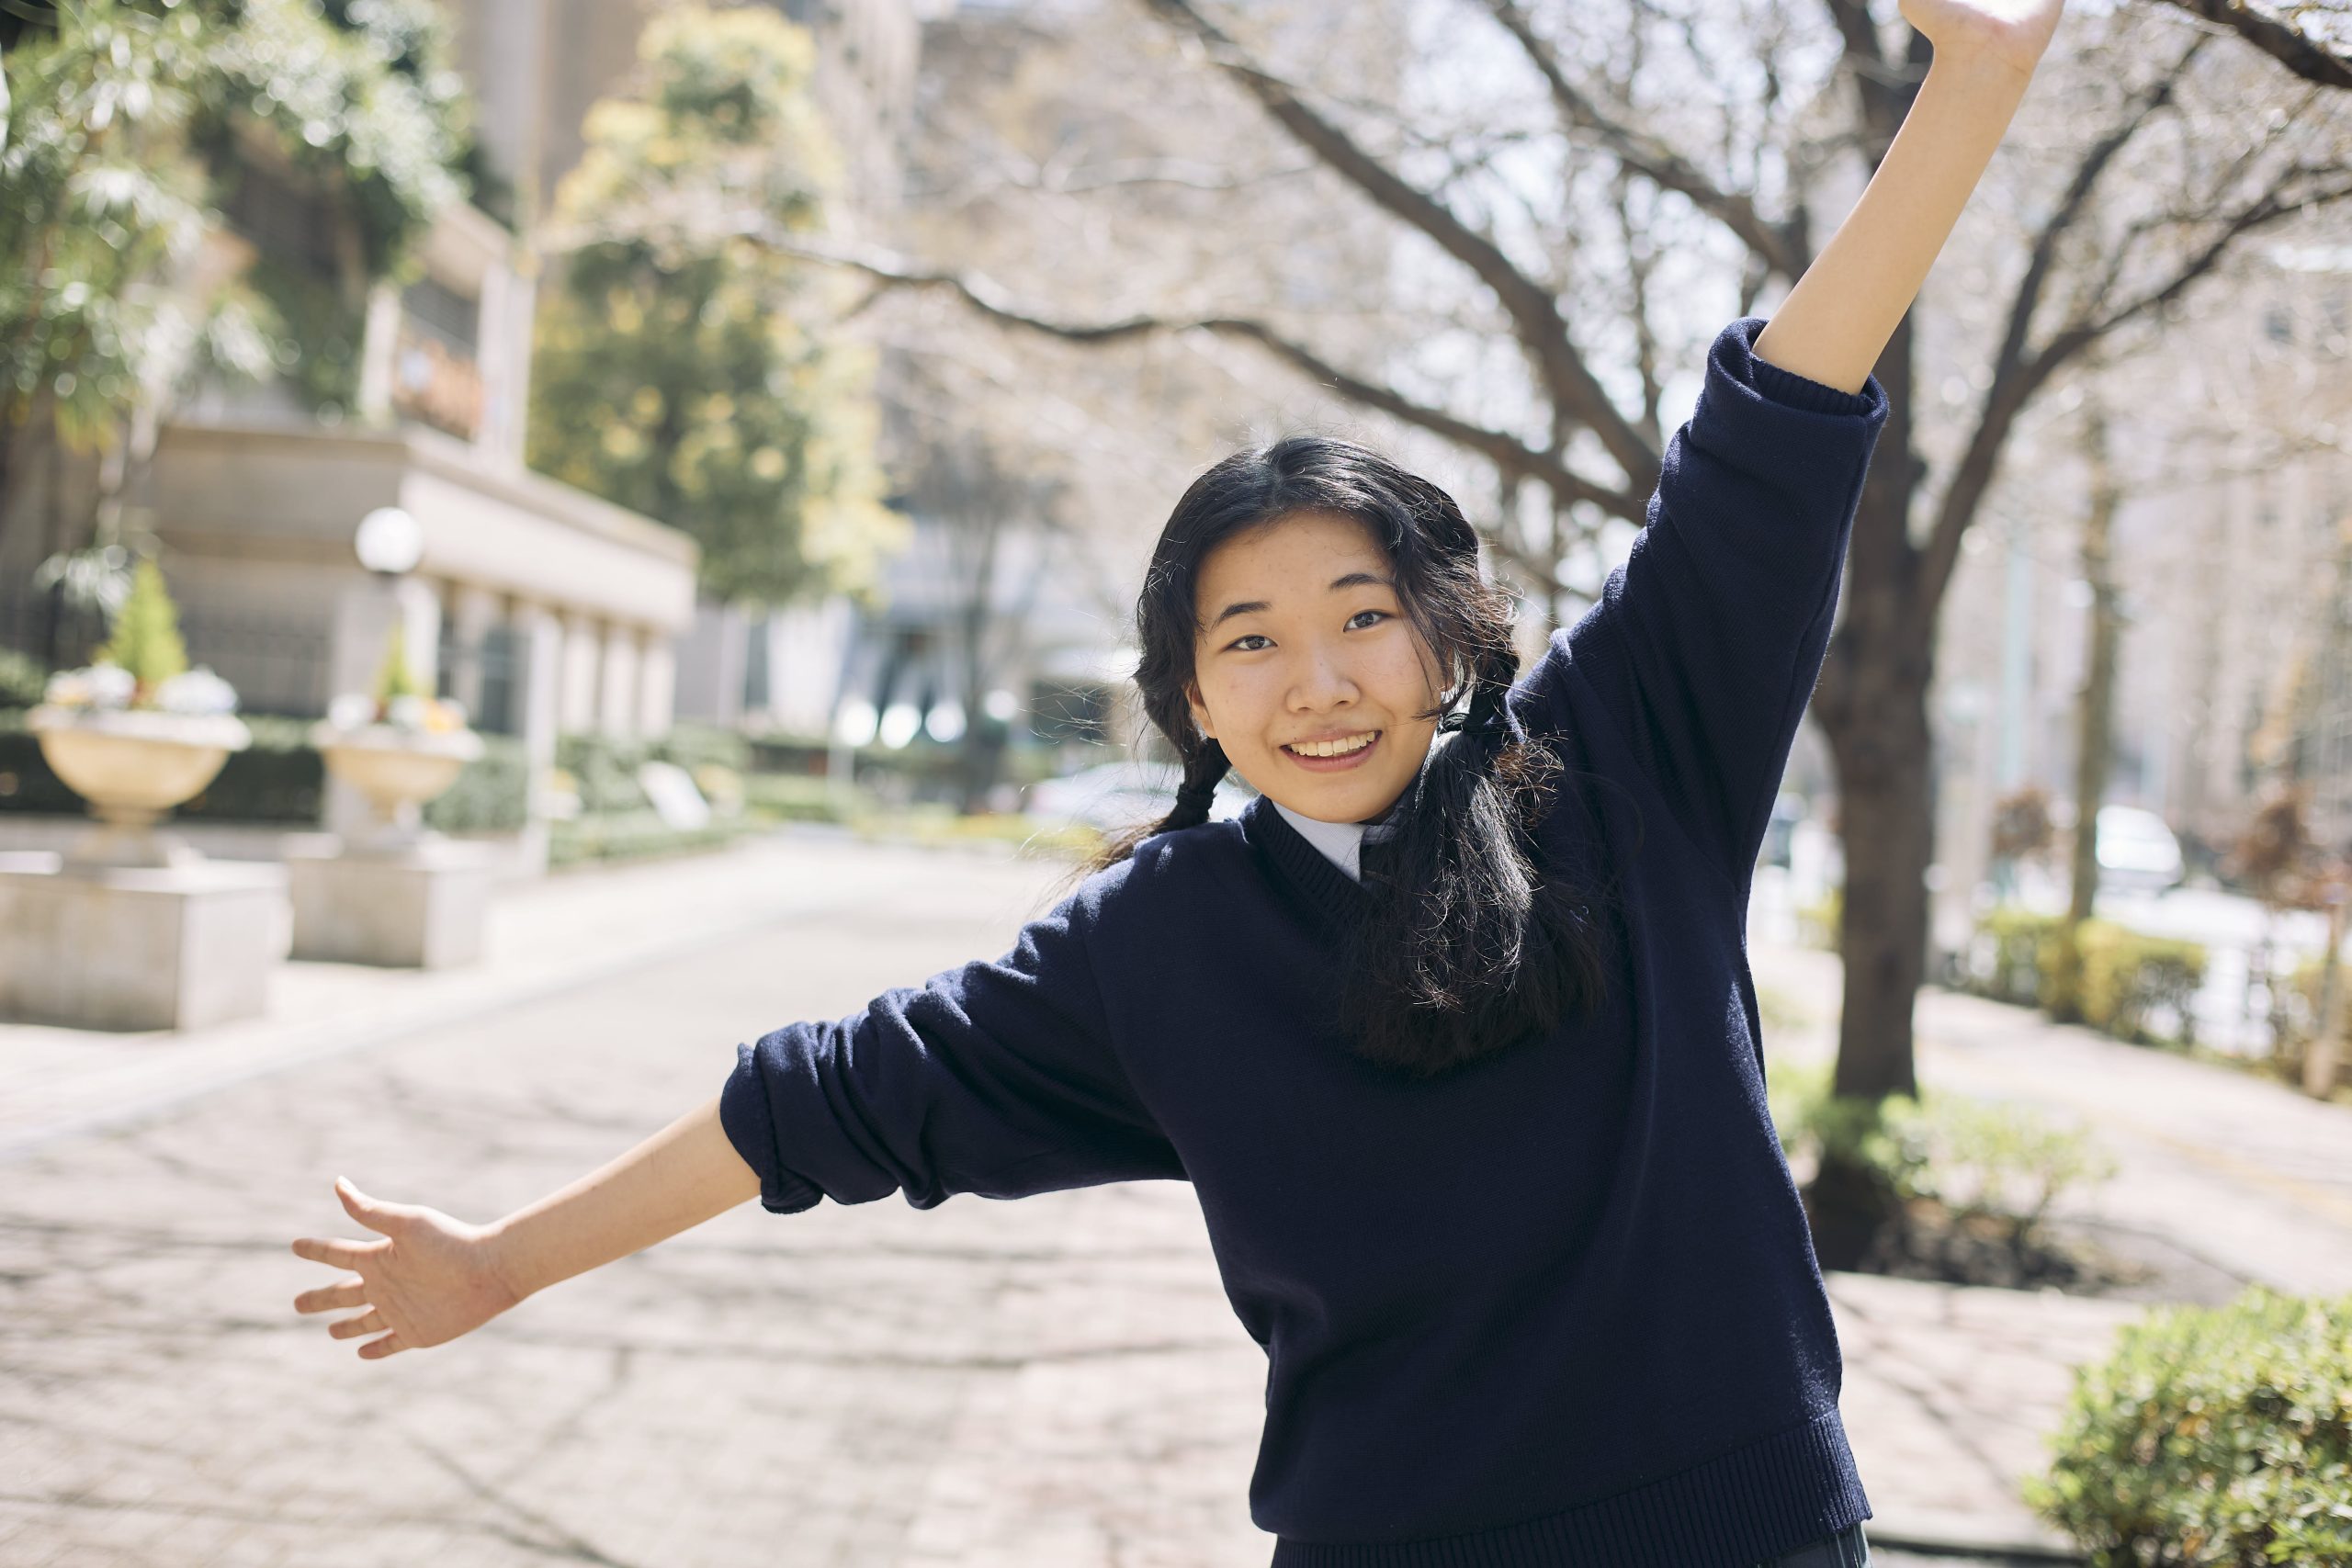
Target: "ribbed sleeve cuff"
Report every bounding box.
[720,1038,827,1215]
[1729,317,1884,419]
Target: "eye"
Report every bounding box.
[1348,609,1390,630]
[1227,633,1272,652]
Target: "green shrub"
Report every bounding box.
[1961,907,2205,1045]
[548,810,757,867]
[2028,1288,2352,1565]
[742,771,854,823]
[1769,1058,2114,1258]
[0,649,46,709]
[1972,905,2066,1005]
[2042,919,2206,1044]
[422,734,530,833]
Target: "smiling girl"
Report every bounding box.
[293,4,2066,1562]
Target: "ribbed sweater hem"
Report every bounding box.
[1268,1407,1870,1568]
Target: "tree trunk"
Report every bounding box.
[2050,404,2120,1021]
[1804,321,1934,1268]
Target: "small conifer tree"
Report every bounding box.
[372,623,426,712]
[95,558,191,704]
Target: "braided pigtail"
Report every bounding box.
[1163,741,1230,832]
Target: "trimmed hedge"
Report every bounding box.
[548,810,761,868]
[1958,906,2207,1046]
[422,734,530,833]
[2028,1288,2352,1565]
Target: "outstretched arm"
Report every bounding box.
[291,1096,761,1359]
[1753,0,2066,393]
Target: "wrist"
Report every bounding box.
[478,1213,542,1304]
[1921,46,2040,101]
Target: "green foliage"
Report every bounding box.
[1959,906,2207,1045]
[372,621,424,705]
[1770,1059,2116,1258]
[1973,905,2065,1005]
[94,557,189,697]
[526,2,904,607]
[1,0,464,451]
[741,771,852,823]
[548,811,756,868]
[0,649,48,709]
[2028,1289,2352,1565]
[421,733,528,833]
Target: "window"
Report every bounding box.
[401,276,481,355]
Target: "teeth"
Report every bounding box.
[1288,732,1376,758]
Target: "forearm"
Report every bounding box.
[1753,53,2036,394]
[485,1092,763,1300]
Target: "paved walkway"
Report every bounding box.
[5,830,2323,1564]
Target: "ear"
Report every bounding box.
[1184,679,1216,741]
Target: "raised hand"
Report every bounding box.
[290,1176,525,1359]
[1898,0,2067,80]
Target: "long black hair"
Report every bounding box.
[1070,434,1619,1079]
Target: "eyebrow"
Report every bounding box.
[1205,571,1396,631]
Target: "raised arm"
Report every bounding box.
[1510,1,2063,891]
[1752,0,2065,391]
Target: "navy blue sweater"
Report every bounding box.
[721,315,1891,1567]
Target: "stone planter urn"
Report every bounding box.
[26,705,253,870]
[310,723,483,855]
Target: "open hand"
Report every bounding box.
[1898,0,2066,80]
[290,1177,524,1359]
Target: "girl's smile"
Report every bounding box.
[1282,728,1382,771]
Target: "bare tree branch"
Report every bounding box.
[1134,0,1661,494]
[741,231,1648,518]
[1909,37,2209,624]
[2143,0,2352,90]
[1482,0,1811,278]
[1917,165,2352,620]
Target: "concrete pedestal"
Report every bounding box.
[285,837,492,969]
[0,852,289,1032]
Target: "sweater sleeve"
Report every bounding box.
[1518,315,1889,893]
[718,879,1184,1214]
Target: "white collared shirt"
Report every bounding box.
[1270,797,1400,884]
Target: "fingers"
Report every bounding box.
[289,1235,387,1271]
[293,1276,370,1314]
[328,1307,386,1341]
[335,1176,409,1235]
[356,1330,408,1359]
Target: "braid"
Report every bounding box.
[1165,739,1229,830]
[1440,644,1523,749]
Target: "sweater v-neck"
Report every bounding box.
[1245,793,1373,923]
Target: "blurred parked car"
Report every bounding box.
[2096,805,2185,894]
[1023,761,1253,834]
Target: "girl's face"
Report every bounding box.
[1185,508,1443,824]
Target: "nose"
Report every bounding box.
[1286,642,1358,713]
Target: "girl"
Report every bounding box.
[292,3,2064,1562]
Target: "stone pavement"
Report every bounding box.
[0,829,2273,1565]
